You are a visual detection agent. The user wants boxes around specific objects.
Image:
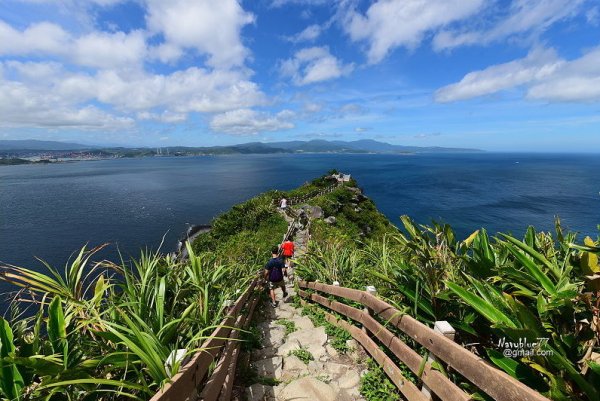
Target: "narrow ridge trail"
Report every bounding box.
[242,203,367,401]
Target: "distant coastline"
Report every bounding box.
[0,138,483,166]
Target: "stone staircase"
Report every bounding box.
[246,285,366,401]
[242,199,367,401]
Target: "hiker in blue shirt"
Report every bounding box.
[264,246,288,307]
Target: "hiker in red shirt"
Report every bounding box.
[280,237,295,269]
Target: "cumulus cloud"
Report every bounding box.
[145,0,255,68]
[0,21,71,56]
[0,0,280,133]
[0,21,147,69]
[435,46,600,103]
[280,46,353,85]
[435,47,563,102]
[433,0,586,50]
[0,77,133,129]
[209,109,295,134]
[56,68,266,113]
[341,0,484,64]
[72,30,147,69]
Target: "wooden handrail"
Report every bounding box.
[298,281,551,401]
[150,276,261,401]
[298,289,471,401]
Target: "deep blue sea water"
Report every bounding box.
[1,153,599,296]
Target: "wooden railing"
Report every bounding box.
[150,275,262,401]
[297,280,552,401]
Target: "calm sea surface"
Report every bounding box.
[1,153,599,294]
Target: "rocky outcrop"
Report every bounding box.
[300,205,323,219]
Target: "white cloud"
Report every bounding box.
[280,46,353,85]
[303,102,322,113]
[0,60,267,128]
[72,30,147,69]
[527,47,600,102]
[287,24,322,42]
[209,109,295,134]
[145,0,255,68]
[0,21,146,69]
[0,77,133,129]
[435,46,600,103]
[434,0,586,50]
[137,111,187,123]
[0,20,71,56]
[342,0,484,64]
[435,47,563,102]
[58,68,267,113]
[0,0,274,133]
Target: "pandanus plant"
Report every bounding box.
[447,223,600,401]
[366,216,467,324]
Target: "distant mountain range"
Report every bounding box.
[265,139,481,153]
[0,140,96,151]
[0,139,482,155]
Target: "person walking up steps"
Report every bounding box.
[264,246,288,307]
[279,197,287,211]
[280,237,295,282]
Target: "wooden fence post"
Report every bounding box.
[421,320,456,400]
[363,285,377,334]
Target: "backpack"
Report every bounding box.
[269,259,284,282]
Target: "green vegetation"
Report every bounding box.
[359,358,401,401]
[298,200,600,400]
[0,158,53,165]
[238,362,281,387]
[289,348,314,364]
[0,243,263,400]
[275,319,297,336]
[191,190,287,266]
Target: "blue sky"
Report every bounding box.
[0,0,599,151]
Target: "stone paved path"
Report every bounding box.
[245,285,366,401]
[243,205,366,401]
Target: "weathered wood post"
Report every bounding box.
[363,285,377,334]
[421,320,456,400]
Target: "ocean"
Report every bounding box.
[1,153,599,292]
